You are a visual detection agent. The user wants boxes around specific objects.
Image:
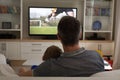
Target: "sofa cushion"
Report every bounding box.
[0,54,6,64]
[91,70,120,77]
[0,64,18,77]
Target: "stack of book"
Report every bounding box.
[86,7,110,16]
[0,5,20,14]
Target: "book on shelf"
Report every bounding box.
[86,7,93,16]
[93,7,101,16]
[101,8,110,16]
[7,6,12,13]
[0,5,20,14]
[0,5,7,13]
[13,6,17,14]
[0,6,1,13]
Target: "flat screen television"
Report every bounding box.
[28,6,77,37]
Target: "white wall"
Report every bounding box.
[112,0,120,69]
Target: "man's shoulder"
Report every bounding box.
[40,59,57,66]
[41,59,52,65]
[83,49,102,59]
[84,50,99,55]
[33,60,53,76]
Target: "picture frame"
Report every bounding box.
[2,22,12,29]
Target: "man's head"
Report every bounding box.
[57,16,81,46]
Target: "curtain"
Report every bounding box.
[112,0,120,69]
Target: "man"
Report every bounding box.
[19,16,104,77]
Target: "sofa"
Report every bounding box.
[0,53,120,80]
[0,60,120,77]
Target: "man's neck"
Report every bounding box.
[63,44,80,53]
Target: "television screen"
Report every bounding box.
[28,7,77,35]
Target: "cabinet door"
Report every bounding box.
[6,42,21,60]
[100,42,114,55]
[52,42,63,51]
[79,42,86,48]
[84,0,114,40]
[0,0,22,39]
[0,42,6,55]
[21,41,62,60]
[21,42,43,60]
[85,42,114,56]
[85,42,98,50]
[21,42,54,60]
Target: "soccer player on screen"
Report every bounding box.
[45,8,74,22]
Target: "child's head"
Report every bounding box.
[42,45,62,61]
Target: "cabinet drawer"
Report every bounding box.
[20,41,63,60]
[21,42,55,48]
[21,54,43,60]
[21,42,43,47]
[21,46,47,54]
[84,42,114,55]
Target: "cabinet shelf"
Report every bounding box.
[84,0,114,40]
[0,0,21,39]
[84,30,112,33]
[0,29,21,31]
[0,0,114,40]
[86,0,112,7]
[86,15,110,17]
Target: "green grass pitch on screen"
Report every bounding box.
[30,26,57,34]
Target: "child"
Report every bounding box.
[31,45,62,70]
[19,45,62,76]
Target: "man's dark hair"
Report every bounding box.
[58,16,80,46]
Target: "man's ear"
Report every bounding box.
[79,31,82,39]
[57,33,61,40]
